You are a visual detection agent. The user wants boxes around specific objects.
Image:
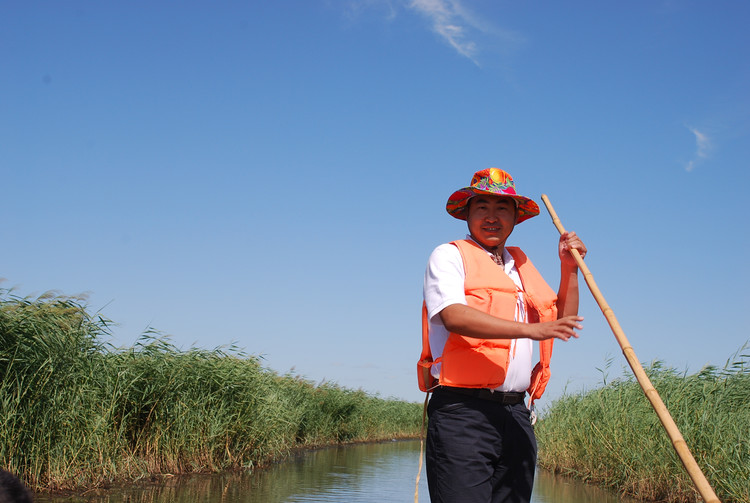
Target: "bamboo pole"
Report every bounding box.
[540,194,720,503]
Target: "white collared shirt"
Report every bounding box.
[423,236,533,392]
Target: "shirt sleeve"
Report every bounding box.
[423,243,467,322]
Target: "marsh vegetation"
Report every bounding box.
[0,289,421,491]
[536,349,749,503]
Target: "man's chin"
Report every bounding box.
[478,238,503,248]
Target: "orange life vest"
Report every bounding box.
[418,239,558,403]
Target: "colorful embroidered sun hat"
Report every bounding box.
[446,168,540,223]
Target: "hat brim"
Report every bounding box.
[446,188,540,223]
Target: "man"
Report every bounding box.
[419,168,587,503]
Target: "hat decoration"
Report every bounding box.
[446,168,540,223]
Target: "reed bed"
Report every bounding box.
[0,289,421,491]
[536,347,749,503]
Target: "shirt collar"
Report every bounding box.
[465,234,515,270]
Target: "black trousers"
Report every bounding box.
[425,388,537,503]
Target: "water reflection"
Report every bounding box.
[34,441,427,503]
[34,440,637,503]
[533,469,640,503]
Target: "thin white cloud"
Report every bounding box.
[408,0,481,64]
[685,127,711,172]
[340,0,522,67]
[691,128,710,158]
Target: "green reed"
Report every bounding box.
[536,347,749,503]
[0,289,421,491]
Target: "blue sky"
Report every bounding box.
[2,1,749,405]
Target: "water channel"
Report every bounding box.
[35,440,640,502]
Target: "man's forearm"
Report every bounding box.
[439,303,529,340]
[557,264,580,319]
[440,302,583,342]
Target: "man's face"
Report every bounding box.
[466,195,518,250]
